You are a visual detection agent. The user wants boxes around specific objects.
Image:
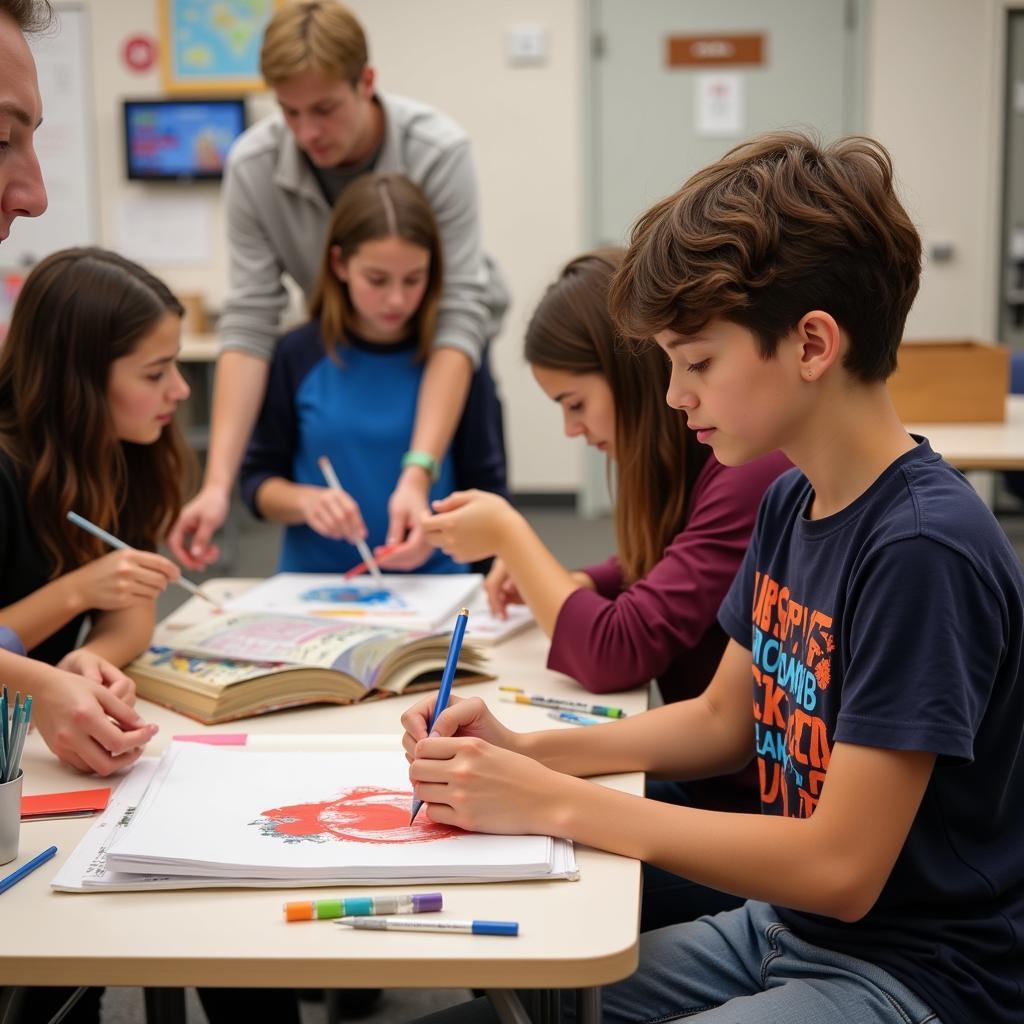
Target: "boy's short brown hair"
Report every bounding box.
[608,131,922,382]
[260,0,367,87]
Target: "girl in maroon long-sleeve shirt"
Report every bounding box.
[422,251,788,923]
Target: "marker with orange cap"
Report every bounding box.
[284,891,442,922]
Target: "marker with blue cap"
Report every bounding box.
[336,916,518,936]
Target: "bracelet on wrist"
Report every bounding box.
[401,449,440,483]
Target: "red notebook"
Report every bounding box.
[20,787,111,821]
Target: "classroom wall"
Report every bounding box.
[76,0,1010,493]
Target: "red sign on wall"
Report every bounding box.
[122,35,158,73]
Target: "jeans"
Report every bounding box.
[414,902,941,1024]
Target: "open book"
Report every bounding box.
[52,743,577,892]
[127,612,491,724]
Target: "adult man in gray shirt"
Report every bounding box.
[168,0,508,570]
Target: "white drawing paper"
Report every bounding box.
[104,744,574,883]
[225,573,483,632]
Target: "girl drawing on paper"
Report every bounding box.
[0,248,194,675]
[239,172,507,576]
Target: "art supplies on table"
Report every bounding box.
[223,571,483,632]
[336,916,518,936]
[52,745,577,892]
[499,687,626,719]
[1,688,31,784]
[285,891,442,921]
[65,510,220,608]
[0,845,57,895]
[125,612,491,724]
[547,711,606,727]
[21,787,111,821]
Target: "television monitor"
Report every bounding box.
[123,98,246,181]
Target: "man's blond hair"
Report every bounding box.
[260,1,367,86]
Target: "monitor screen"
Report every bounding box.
[123,99,246,181]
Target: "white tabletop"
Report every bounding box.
[906,395,1024,471]
[0,582,646,990]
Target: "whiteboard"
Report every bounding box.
[1,3,97,268]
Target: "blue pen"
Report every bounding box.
[0,846,58,895]
[337,916,518,936]
[409,607,469,824]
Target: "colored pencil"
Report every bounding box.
[409,607,469,824]
[316,456,383,581]
[0,846,58,895]
[66,511,220,608]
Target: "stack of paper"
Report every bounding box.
[53,743,576,892]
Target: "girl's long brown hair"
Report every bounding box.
[525,248,710,584]
[309,173,443,361]
[0,247,196,576]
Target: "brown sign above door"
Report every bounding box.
[666,33,765,67]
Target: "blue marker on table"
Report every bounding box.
[0,846,58,896]
[409,607,469,824]
[336,916,518,936]
[547,710,604,727]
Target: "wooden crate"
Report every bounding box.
[888,341,1009,423]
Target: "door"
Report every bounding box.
[580,0,865,514]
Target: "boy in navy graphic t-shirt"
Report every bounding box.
[403,132,1023,1024]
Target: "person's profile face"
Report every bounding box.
[274,66,375,168]
[0,14,47,243]
[531,365,618,458]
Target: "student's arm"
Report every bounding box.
[381,136,501,570]
[0,649,157,776]
[0,550,178,652]
[548,456,788,692]
[405,640,936,921]
[380,349,473,570]
[168,157,287,569]
[79,603,156,668]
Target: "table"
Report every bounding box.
[0,581,647,1024]
[905,395,1024,471]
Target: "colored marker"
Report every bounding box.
[285,892,442,922]
[317,456,383,582]
[499,687,625,719]
[547,710,604,727]
[66,511,220,608]
[343,544,400,579]
[0,846,58,896]
[410,607,469,824]
[336,916,518,936]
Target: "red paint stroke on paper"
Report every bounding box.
[257,787,463,844]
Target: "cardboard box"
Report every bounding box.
[888,340,1009,423]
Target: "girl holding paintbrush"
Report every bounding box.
[239,172,506,575]
[0,247,193,672]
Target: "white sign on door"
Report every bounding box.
[695,72,745,137]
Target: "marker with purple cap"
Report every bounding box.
[284,891,442,922]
